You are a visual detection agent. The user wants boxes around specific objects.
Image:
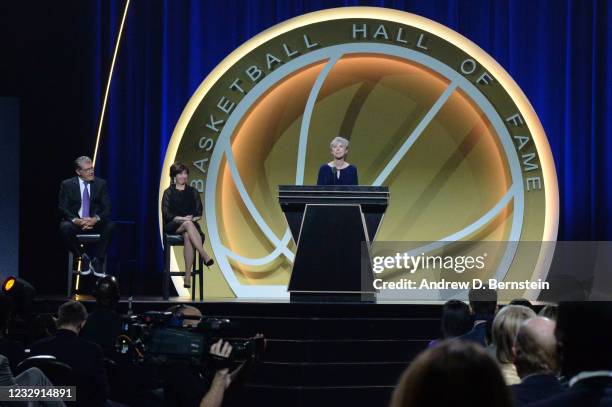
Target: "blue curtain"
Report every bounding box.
[91,0,612,285]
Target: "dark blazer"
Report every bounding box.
[80,307,123,356]
[458,321,488,347]
[528,377,612,407]
[58,176,111,222]
[30,329,109,406]
[161,184,202,225]
[511,374,564,406]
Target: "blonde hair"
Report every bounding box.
[492,305,536,364]
[330,137,349,149]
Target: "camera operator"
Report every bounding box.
[162,306,238,407]
[118,304,262,406]
[200,339,234,407]
[163,338,234,407]
[79,278,162,405]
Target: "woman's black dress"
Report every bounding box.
[161,184,205,240]
[316,164,359,185]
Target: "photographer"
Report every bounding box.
[164,304,237,407]
[200,340,234,407]
[118,305,262,406]
[163,338,234,407]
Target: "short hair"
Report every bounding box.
[391,340,513,407]
[468,286,498,317]
[74,156,92,170]
[514,317,558,377]
[57,300,88,327]
[492,305,536,364]
[440,300,472,339]
[330,137,349,149]
[170,162,189,180]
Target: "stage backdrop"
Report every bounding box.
[97,0,611,298]
[11,0,611,296]
[158,7,561,299]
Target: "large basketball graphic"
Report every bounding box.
[159,7,558,299]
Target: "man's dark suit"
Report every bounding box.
[58,176,114,259]
[80,307,123,356]
[458,321,488,347]
[30,329,110,406]
[529,377,612,407]
[511,374,564,406]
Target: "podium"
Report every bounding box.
[278,185,389,301]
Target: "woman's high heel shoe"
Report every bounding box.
[205,258,215,268]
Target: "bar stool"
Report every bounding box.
[163,234,204,300]
[66,234,107,297]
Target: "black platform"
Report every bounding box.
[279,185,389,301]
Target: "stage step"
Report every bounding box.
[208,315,439,340]
[262,339,429,363]
[227,384,396,407]
[35,298,442,406]
[249,361,407,387]
[195,303,439,406]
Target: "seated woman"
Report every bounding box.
[316,136,358,185]
[491,304,536,385]
[162,162,214,288]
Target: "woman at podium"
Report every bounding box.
[162,162,214,288]
[316,136,359,185]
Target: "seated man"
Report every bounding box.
[511,316,563,406]
[30,300,109,407]
[58,155,114,276]
[459,286,498,346]
[531,302,612,406]
[80,276,123,356]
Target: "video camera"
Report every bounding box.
[115,310,265,366]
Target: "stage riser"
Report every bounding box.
[210,317,440,340]
[249,362,406,387]
[263,339,428,363]
[229,386,394,407]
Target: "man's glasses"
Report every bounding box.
[79,167,95,173]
